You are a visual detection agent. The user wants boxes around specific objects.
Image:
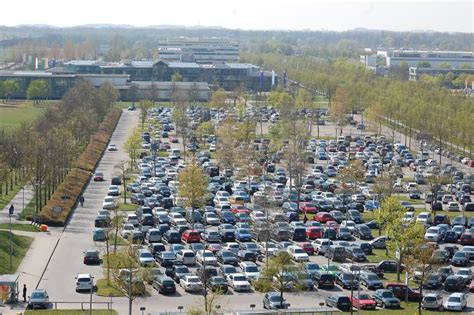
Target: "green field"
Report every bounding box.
[0,230,33,274]
[0,101,47,129]
[0,223,40,232]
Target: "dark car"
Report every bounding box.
[236,250,257,262]
[444,230,459,243]
[325,246,347,262]
[372,289,401,309]
[163,230,181,244]
[345,247,367,262]
[451,251,469,266]
[336,272,359,289]
[433,214,450,225]
[325,294,351,311]
[314,271,336,289]
[377,260,400,273]
[208,276,229,293]
[165,265,192,283]
[359,272,384,290]
[423,274,443,290]
[385,283,421,301]
[83,250,100,265]
[354,224,373,240]
[152,276,176,294]
[149,243,166,256]
[444,275,467,292]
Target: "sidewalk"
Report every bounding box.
[0,184,35,224]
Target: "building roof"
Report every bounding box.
[0,70,75,78]
[131,81,210,90]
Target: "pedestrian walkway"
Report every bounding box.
[0,184,35,225]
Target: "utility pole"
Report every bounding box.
[89,276,95,315]
[9,204,14,272]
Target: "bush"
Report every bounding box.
[38,109,122,226]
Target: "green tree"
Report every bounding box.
[330,87,350,136]
[417,62,431,68]
[338,160,366,194]
[196,121,215,143]
[139,100,152,131]
[178,159,209,228]
[254,252,301,308]
[26,80,49,105]
[123,128,141,169]
[171,71,183,82]
[1,80,20,102]
[210,88,227,110]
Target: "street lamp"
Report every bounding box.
[140,306,146,315]
[89,275,95,315]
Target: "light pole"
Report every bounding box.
[89,276,95,315]
[8,204,14,272]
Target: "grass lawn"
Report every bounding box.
[117,202,138,212]
[395,196,425,205]
[358,302,460,315]
[95,278,125,297]
[25,310,118,315]
[107,233,128,246]
[0,223,40,232]
[0,101,49,130]
[367,248,393,264]
[0,230,33,274]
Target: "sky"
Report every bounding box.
[1,0,472,33]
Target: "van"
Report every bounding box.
[314,271,335,289]
[292,227,307,241]
[325,246,347,262]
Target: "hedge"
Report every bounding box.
[38,109,122,226]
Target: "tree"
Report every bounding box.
[254,252,301,308]
[128,84,138,105]
[1,80,20,102]
[26,80,49,105]
[178,159,208,228]
[115,160,130,204]
[139,100,152,131]
[171,71,183,82]
[210,88,227,111]
[417,62,431,68]
[330,87,350,136]
[196,121,215,144]
[338,160,366,194]
[123,128,141,169]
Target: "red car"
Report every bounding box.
[306,227,323,239]
[314,212,335,223]
[181,230,201,243]
[300,242,315,255]
[350,293,376,310]
[458,232,474,245]
[231,205,250,214]
[299,202,317,214]
[93,172,105,181]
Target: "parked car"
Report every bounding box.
[325,294,351,311]
[263,292,290,310]
[350,293,376,310]
[422,293,443,310]
[443,292,467,311]
[27,289,49,309]
[152,276,176,294]
[372,289,401,309]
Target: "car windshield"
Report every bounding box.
[188,278,200,283]
[293,248,305,254]
[204,252,214,258]
[359,294,371,300]
[31,292,45,299]
[424,296,437,302]
[269,295,283,302]
[239,229,249,234]
[246,266,258,272]
[163,253,175,259]
[140,252,153,258]
[233,276,247,281]
[382,291,394,298]
[307,264,319,270]
[448,297,460,302]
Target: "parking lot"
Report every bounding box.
[36,104,474,314]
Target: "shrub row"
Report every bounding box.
[39,109,122,226]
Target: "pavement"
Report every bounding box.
[0,184,35,224]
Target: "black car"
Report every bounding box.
[438,266,454,282]
[336,272,359,289]
[236,250,257,262]
[163,230,181,244]
[152,276,176,294]
[345,247,367,262]
[325,294,351,311]
[325,246,347,262]
[444,275,467,292]
[433,214,450,225]
[314,271,336,289]
[377,260,400,273]
[156,251,176,267]
[354,224,373,240]
[444,231,459,243]
[208,276,229,293]
[358,242,373,255]
[423,274,443,290]
[149,243,166,256]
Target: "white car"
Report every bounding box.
[179,275,202,292]
[120,223,135,239]
[422,294,443,310]
[107,185,120,196]
[175,249,196,266]
[416,212,432,225]
[340,220,356,233]
[443,293,467,311]
[137,249,155,266]
[447,202,460,211]
[312,239,333,255]
[126,214,139,226]
[102,196,116,210]
[196,250,218,266]
[424,226,441,242]
[224,242,241,254]
[455,268,472,282]
[239,261,261,281]
[209,143,216,152]
[227,273,251,292]
[402,212,415,224]
[338,263,361,275]
[75,274,93,292]
[287,245,309,262]
[107,144,117,151]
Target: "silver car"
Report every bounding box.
[422,294,443,310]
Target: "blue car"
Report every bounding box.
[221,211,236,224]
[235,228,252,242]
[92,228,107,242]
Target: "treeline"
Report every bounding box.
[242,52,474,157]
[1,26,473,62]
[0,80,118,217]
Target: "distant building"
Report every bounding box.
[409,67,474,81]
[157,37,239,63]
[380,49,474,68]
